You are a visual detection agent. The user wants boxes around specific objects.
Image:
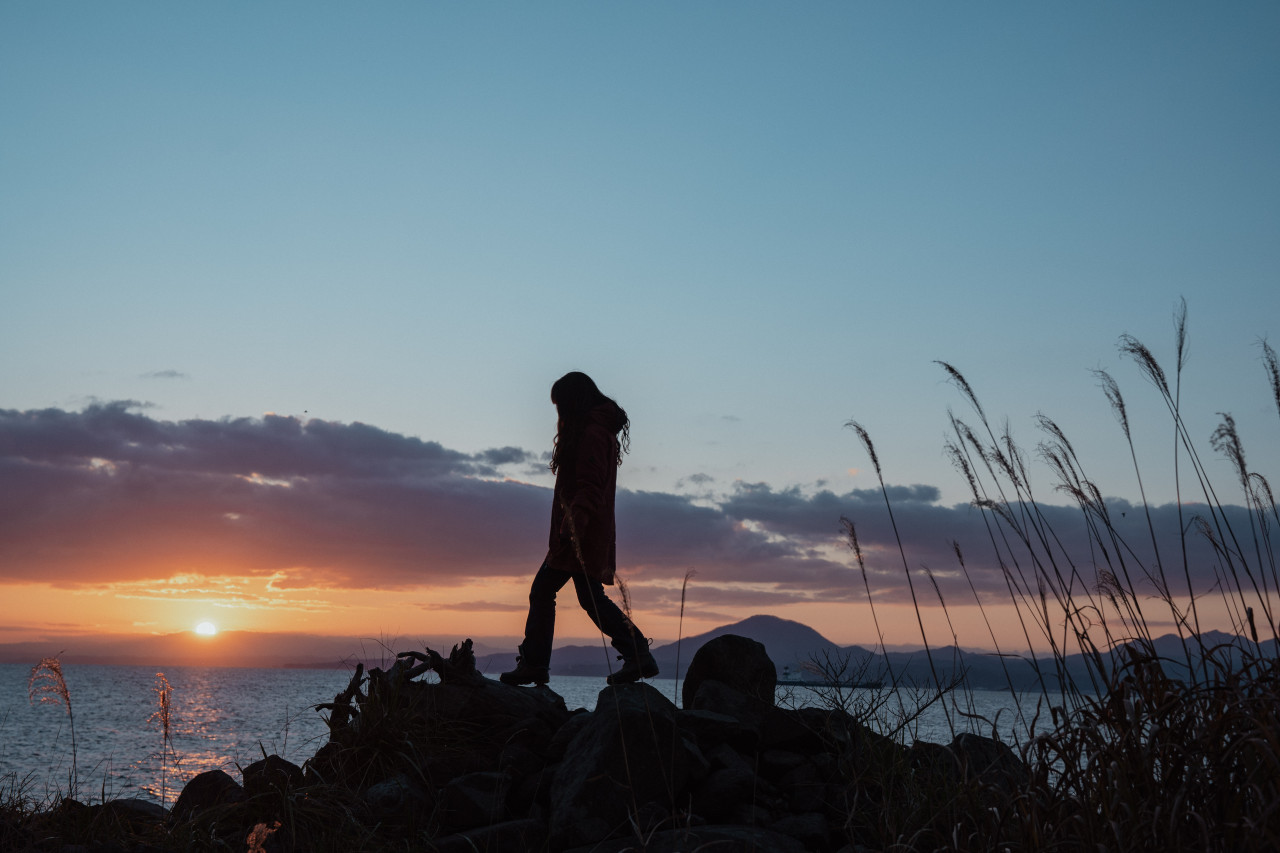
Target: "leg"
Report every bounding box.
[570,573,639,649]
[520,560,572,668]
[570,573,658,683]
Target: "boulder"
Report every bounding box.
[948,732,1030,795]
[171,769,245,822]
[439,771,510,832]
[675,708,759,753]
[682,634,777,709]
[242,754,303,797]
[102,797,169,822]
[364,773,431,824]
[432,818,547,853]
[549,682,693,848]
[770,811,831,850]
[688,679,813,748]
[561,823,808,853]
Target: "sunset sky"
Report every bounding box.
[3,3,1278,663]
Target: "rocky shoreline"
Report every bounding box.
[6,635,1027,852]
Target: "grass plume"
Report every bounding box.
[28,655,77,798]
[839,304,1280,851]
[148,673,176,806]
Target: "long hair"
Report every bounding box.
[550,371,629,474]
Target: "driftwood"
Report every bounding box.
[315,640,489,738]
[395,638,487,686]
[314,662,365,734]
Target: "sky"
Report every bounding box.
[2,3,1279,663]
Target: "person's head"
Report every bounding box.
[550,371,629,473]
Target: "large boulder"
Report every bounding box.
[682,634,777,709]
[549,682,695,848]
[688,679,815,749]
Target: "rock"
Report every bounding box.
[364,773,430,823]
[675,708,759,753]
[497,742,543,780]
[770,811,831,850]
[549,682,693,848]
[760,747,806,780]
[543,710,592,763]
[778,761,824,812]
[561,823,808,853]
[99,797,169,829]
[242,754,303,797]
[907,740,962,786]
[689,679,812,748]
[948,732,1029,795]
[171,769,245,822]
[431,818,547,853]
[682,634,777,709]
[706,740,754,774]
[509,764,554,817]
[439,771,510,832]
[682,736,711,782]
[691,767,759,822]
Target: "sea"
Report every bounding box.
[0,663,1060,806]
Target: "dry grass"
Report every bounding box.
[840,305,1280,850]
[27,655,77,799]
[148,673,175,807]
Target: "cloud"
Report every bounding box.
[475,446,539,467]
[140,370,189,380]
[675,472,715,491]
[416,600,528,613]
[0,403,1265,615]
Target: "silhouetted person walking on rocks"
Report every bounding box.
[501,372,659,687]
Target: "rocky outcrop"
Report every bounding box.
[151,635,1028,852]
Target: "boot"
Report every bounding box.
[499,650,549,686]
[606,637,659,685]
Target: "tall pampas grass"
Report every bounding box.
[839,305,1280,851]
[27,655,77,798]
[148,673,175,806]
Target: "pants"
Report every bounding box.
[519,559,645,668]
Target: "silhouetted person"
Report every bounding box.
[501,372,659,686]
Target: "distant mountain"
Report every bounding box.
[470,614,871,679]
[5,619,1271,694]
[474,617,1278,693]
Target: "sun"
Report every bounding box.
[195,621,217,636]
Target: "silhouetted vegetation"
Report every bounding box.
[838,302,1280,850]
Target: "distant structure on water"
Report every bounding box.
[777,664,883,689]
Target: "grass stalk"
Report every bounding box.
[148,673,175,806]
[28,655,76,800]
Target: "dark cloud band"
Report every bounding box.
[0,404,1258,609]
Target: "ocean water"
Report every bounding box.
[0,663,1053,806]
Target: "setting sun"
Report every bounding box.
[195,621,217,636]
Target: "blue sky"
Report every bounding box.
[2,3,1278,650]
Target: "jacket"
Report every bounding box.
[546,402,623,583]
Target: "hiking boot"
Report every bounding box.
[499,657,549,686]
[606,640,659,685]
